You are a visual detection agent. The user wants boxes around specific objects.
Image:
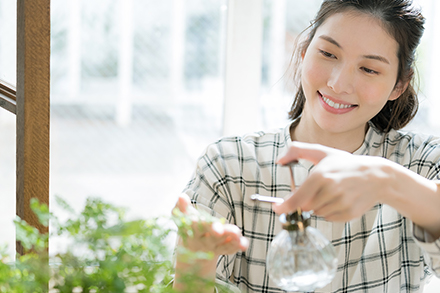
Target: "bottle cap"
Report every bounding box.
[280,210,311,231]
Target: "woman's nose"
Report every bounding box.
[327,65,354,94]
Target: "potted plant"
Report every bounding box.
[0,196,224,293]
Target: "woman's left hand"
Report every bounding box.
[273,141,396,222]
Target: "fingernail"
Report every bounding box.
[240,237,249,249]
[212,222,224,234]
[272,203,282,214]
[275,155,284,165]
[186,206,198,216]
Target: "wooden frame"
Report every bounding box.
[0,0,51,255]
[0,81,16,114]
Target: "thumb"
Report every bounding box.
[174,193,193,215]
[277,141,345,166]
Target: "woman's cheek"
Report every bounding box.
[356,82,388,107]
[302,59,329,89]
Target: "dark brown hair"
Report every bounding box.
[288,0,425,132]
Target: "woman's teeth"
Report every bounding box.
[322,96,352,109]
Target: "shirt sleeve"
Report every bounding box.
[183,139,240,223]
[182,140,241,287]
[413,223,440,277]
[404,135,440,277]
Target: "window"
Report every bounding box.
[49,1,228,253]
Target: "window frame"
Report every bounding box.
[0,0,51,255]
[0,80,16,114]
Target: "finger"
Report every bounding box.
[187,222,249,255]
[213,225,243,253]
[302,183,340,212]
[239,237,249,251]
[216,237,248,255]
[327,196,377,222]
[277,141,348,166]
[189,220,221,239]
[313,197,343,218]
[219,225,243,244]
[219,224,249,251]
[216,232,248,255]
[219,224,242,241]
[211,221,225,237]
[195,222,238,242]
[324,210,355,222]
[174,193,191,214]
[272,191,304,214]
[273,172,324,214]
[316,197,368,222]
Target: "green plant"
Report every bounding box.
[0,196,227,293]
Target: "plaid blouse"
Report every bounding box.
[183,122,440,293]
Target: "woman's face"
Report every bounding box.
[300,11,404,138]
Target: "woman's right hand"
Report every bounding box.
[174,193,249,257]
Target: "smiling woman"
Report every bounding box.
[173,1,440,292]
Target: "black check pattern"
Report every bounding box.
[184,122,440,293]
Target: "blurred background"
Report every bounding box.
[0,0,439,290]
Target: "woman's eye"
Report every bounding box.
[319,50,336,59]
[361,67,379,75]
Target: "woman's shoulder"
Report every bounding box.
[386,127,440,149]
[365,124,440,160]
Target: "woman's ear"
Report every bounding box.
[389,80,409,101]
[301,50,306,60]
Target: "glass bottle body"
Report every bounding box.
[266,225,337,292]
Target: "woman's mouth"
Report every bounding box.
[321,96,353,109]
[318,92,357,113]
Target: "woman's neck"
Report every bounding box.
[290,119,368,154]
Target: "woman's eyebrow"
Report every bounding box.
[319,35,342,48]
[363,54,390,64]
[318,34,390,64]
